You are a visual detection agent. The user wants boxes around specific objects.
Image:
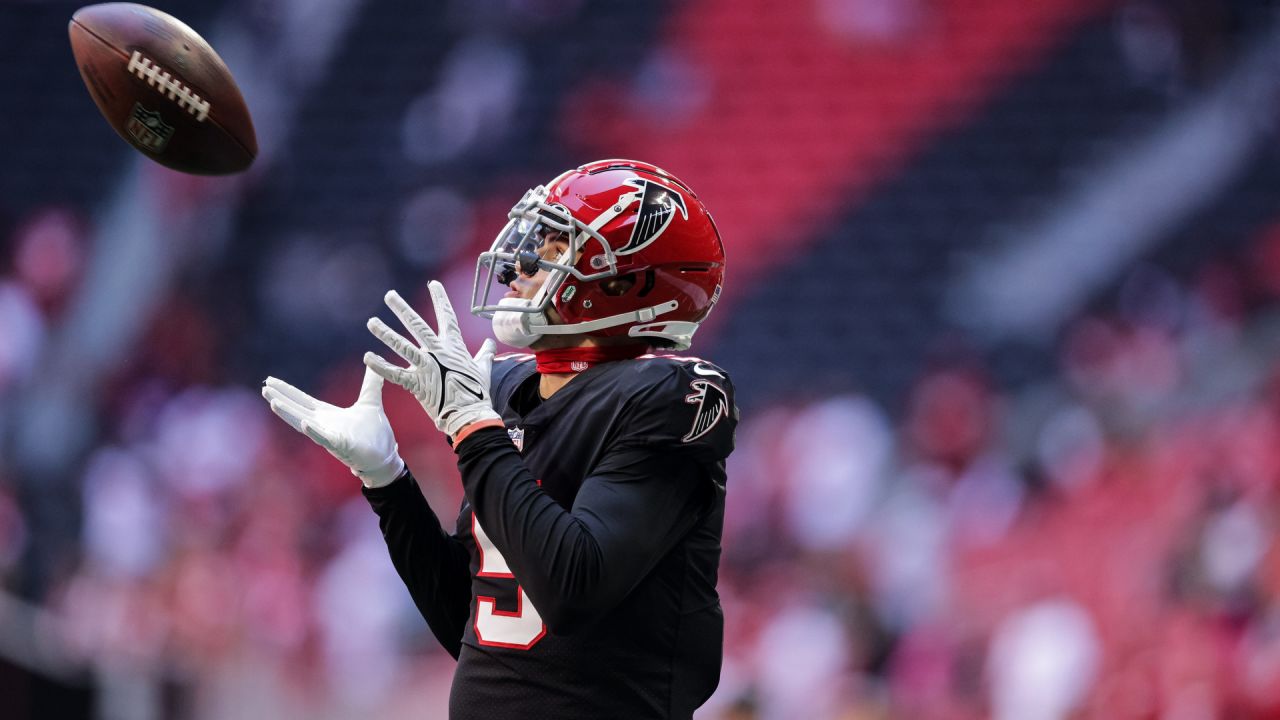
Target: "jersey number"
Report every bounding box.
[472,513,546,649]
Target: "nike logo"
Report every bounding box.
[427,351,486,416]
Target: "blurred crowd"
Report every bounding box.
[710,220,1280,719]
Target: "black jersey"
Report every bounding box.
[363,354,736,720]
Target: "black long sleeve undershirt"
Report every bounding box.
[455,426,711,635]
[362,471,472,658]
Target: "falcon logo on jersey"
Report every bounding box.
[683,379,730,443]
[617,178,688,255]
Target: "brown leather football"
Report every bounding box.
[68,3,257,175]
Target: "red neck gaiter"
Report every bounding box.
[535,345,647,374]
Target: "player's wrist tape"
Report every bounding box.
[453,419,507,446]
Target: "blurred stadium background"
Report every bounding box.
[2,0,1280,717]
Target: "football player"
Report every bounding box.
[261,160,736,719]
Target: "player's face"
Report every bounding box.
[505,231,570,301]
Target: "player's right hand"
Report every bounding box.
[261,367,406,488]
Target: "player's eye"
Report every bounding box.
[492,219,572,285]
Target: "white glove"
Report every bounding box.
[261,366,406,488]
[364,281,501,439]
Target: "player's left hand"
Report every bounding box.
[364,281,502,440]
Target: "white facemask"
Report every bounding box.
[491,297,548,348]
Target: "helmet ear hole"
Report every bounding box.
[637,269,656,297]
[602,273,637,296]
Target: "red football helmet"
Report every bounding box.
[471,159,725,350]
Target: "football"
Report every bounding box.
[68,3,257,175]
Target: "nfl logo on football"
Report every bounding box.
[125,102,174,153]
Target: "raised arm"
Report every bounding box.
[362,471,472,658]
[259,366,470,656]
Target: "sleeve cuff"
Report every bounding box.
[357,455,407,489]
[360,463,412,498]
[452,418,507,447]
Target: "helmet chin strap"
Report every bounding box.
[534,299,679,335]
[491,297,679,348]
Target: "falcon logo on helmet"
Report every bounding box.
[472,159,725,351]
[617,178,688,255]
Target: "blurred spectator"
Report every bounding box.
[80,448,167,580]
[12,207,85,317]
[780,396,892,552]
[0,280,44,397]
[987,598,1099,720]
